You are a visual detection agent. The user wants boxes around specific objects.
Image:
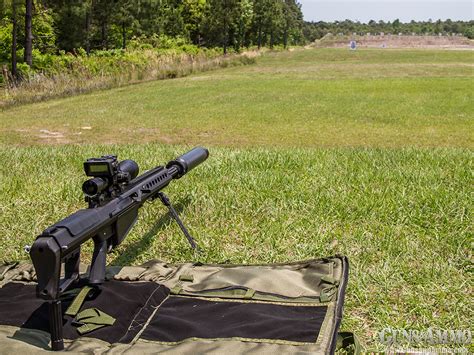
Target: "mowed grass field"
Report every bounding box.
[1,49,473,147]
[0,49,473,350]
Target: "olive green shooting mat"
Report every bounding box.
[0,256,351,354]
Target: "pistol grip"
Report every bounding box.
[89,239,107,284]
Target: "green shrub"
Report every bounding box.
[16,62,33,78]
[464,26,474,39]
[0,21,12,64]
[32,7,56,54]
[1,44,260,106]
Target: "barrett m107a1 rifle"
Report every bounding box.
[28,147,209,351]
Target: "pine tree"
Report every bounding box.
[11,0,18,76]
[24,0,32,66]
[204,0,240,54]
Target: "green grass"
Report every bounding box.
[0,48,473,350]
[0,144,472,350]
[1,49,472,148]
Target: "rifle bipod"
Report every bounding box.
[156,192,199,251]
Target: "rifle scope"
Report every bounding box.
[81,148,208,197]
[82,157,139,196]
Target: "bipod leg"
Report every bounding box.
[49,300,64,351]
[157,192,198,250]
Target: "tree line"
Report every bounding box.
[1,1,473,79]
[0,0,304,77]
[303,19,474,42]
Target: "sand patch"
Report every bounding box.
[37,129,70,144]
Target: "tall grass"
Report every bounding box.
[0,49,258,107]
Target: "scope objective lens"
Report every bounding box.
[82,177,108,196]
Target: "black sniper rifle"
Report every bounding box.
[28,147,209,351]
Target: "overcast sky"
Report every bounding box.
[299,0,473,22]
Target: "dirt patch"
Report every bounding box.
[39,129,64,138]
[313,35,474,49]
[37,129,71,144]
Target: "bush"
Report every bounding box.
[20,40,232,79]
[16,62,33,78]
[0,21,12,63]
[464,26,474,39]
[0,44,260,106]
